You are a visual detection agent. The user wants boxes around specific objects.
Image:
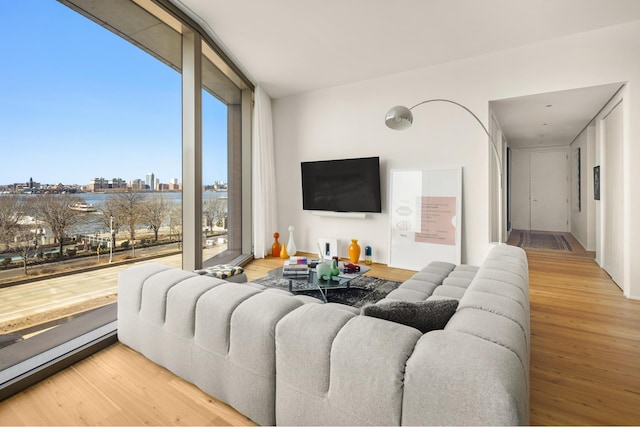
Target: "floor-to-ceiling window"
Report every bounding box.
[0,0,181,349]
[201,41,247,266]
[0,0,253,397]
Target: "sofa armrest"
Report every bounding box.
[403,330,529,425]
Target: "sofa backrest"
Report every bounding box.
[118,263,314,426]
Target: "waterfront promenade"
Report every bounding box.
[0,246,224,335]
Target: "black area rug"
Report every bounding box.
[251,275,402,308]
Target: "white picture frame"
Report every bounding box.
[316,237,338,261]
[388,168,462,270]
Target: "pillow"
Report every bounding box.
[361,299,459,333]
[194,264,244,279]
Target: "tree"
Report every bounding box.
[34,193,83,257]
[212,198,227,230]
[113,190,144,242]
[203,198,216,230]
[98,195,124,251]
[141,195,169,242]
[0,194,26,251]
[9,229,36,276]
[168,202,182,248]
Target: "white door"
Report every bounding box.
[511,150,531,230]
[530,151,568,231]
[602,102,624,289]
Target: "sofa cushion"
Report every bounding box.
[432,285,467,300]
[361,299,459,333]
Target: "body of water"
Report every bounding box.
[79,191,226,205]
[6,191,227,239]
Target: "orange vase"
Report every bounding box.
[348,239,361,263]
[272,232,281,257]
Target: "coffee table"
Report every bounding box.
[267,261,370,303]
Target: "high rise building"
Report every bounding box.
[89,177,107,192]
[130,179,144,191]
[145,172,154,190]
[169,178,180,191]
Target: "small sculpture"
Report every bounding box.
[316,258,340,281]
[330,258,340,277]
[280,243,289,259]
[365,245,372,265]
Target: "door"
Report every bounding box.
[602,101,624,289]
[530,151,568,231]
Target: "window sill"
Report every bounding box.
[0,304,117,401]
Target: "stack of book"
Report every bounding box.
[283,256,309,277]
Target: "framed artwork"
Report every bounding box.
[388,168,462,270]
[594,165,600,200]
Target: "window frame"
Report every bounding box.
[0,0,254,400]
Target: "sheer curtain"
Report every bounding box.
[252,85,278,258]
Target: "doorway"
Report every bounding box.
[530,151,569,231]
[509,148,569,232]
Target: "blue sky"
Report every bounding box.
[0,0,227,187]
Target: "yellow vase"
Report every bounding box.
[280,243,289,259]
[348,239,361,263]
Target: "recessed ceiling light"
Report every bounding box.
[543,123,548,126]
[545,104,552,107]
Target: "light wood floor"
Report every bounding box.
[1,244,640,425]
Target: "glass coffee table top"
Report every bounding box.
[267,261,370,302]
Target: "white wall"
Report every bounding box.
[271,20,640,294]
[570,124,596,251]
[594,87,631,296]
[586,125,597,252]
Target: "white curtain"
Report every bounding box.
[252,85,278,258]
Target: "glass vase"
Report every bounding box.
[348,239,361,263]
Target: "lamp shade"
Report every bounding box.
[385,105,413,130]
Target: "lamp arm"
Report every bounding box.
[409,99,503,179]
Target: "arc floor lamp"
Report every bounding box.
[385,99,504,243]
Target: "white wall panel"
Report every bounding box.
[271,19,640,292]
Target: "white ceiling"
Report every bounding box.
[172,0,639,147]
[491,83,624,149]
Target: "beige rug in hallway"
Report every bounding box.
[516,231,573,251]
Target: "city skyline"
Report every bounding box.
[0,1,228,186]
[0,174,228,190]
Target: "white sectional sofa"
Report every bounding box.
[117,244,529,425]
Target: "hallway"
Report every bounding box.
[508,232,639,424]
[507,229,593,256]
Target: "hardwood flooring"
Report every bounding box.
[1,243,640,425]
[0,343,254,426]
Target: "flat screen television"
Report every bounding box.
[301,156,382,213]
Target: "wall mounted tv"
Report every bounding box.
[301,156,382,213]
